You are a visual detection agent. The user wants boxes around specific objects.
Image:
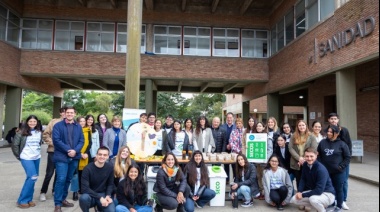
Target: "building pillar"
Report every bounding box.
[267,93,281,121]
[242,101,250,122]
[258,114,263,122]
[146,24,154,53]
[0,84,6,139]
[152,91,157,114]
[125,0,143,109]
[4,86,22,138]
[53,97,62,118]
[336,68,357,140]
[145,79,154,113]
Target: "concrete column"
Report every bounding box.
[145,79,153,113]
[242,101,250,122]
[125,0,143,109]
[4,87,22,138]
[0,84,6,139]
[146,24,154,52]
[53,97,62,118]
[152,91,157,114]
[303,106,308,123]
[267,93,280,121]
[336,68,357,140]
[258,114,263,122]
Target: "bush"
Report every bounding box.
[22,110,52,125]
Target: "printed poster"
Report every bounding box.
[246,133,267,163]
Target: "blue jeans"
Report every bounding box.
[330,171,345,209]
[185,188,216,212]
[289,173,295,195]
[116,204,152,212]
[18,159,40,204]
[54,160,78,206]
[343,164,349,201]
[237,185,251,202]
[70,173,79,192]
[80,193,116,212]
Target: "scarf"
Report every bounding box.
[162,164,179,181]
[78,127,91,170]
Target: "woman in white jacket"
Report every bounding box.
[193,116,215,153]
[263,154,293,211]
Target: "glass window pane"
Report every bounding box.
[56,21,69,30]
[167,36,180,55]
[242,38,254,57]
[307,0,318,28]
[154,26,166,34]
[0,5,7,18]
[213,28,225,37]
[214,38,226,56]
[141,35,145,53]
[100,33,114,51]
[55,31,70,50]
[37,30,52,49]
[256,31,267,39]
[198,28,210,36]
[117,33,127,52]
[154,35,167,53]
[102,23,114,32]
[0,17,5,40]
[8,12,19,26]
[255,40,268,58]
[70,31,84,51]
[71,22,84,30]
[23,19,37,28]
[87,22,100,31]
[227,38,239,57]
[142,25,146,33]
[184,27,196,35]
[271,27,276,54]
[168,26,181,35]
[197,37,210,56]
[39,20,53,29]
[296,0,305,17]
[296,0,306,37]
[87,32,100,51]
[320,0,335,20]
[183,37,197,55]
[118,23,127,33]
[7,22,19,46]
[227,29,239,37]
[22,29,37,48]
[242,30,254,38]
[285,10,294,44]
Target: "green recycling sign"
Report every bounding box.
[246,133,268,163]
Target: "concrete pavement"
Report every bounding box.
[0,143,379,212]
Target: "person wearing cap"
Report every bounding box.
[317,125,351,212]
[327,112,352,210]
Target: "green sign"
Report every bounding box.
[246,133,267,163]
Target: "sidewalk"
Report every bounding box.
[350,151,379,186]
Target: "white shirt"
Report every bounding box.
[173,131,186,156]
[20,130,41,160]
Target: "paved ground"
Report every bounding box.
[0,143,379,212]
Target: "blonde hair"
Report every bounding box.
[235,117,243,124]
[114,146,132,178]
[293,120,310,145]
[265,117,279,133]
[112,115,121,123]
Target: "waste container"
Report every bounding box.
[147,166,158,199]
[208,166,227,206]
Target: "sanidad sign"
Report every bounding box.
[319,16,375,57]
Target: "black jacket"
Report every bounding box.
[234,163,260,197]
[274,143,292,174]
[317,137,351,174]
[338,126,352,155]
[153,167,187,198]
[211,126,227,153]
[116,178,148,209]
[164,130,190,155]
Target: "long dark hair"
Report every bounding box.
[245,116,256,133]
[236,153,250,180]
[184,118,193,131]
[195,116,210,136]
[96,113,112,128]
[85,114,97,133]
[123,164,146,196]
[162,152,183,182]
[171,120,183,143]
[21,115,42,136]
[184,150,209,186]
[264,154,284,170]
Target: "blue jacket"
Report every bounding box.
[53,119,84,163]
[298,160,335,198]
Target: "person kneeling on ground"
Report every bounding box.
[230,153,260,208]
[290,147,335,212]
[79,146,115,212]
[153,152,189,212]
[116,164,152,212]
[183,150,216,212]
[263,154,293,210]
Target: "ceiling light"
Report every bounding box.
[299,95,304,99]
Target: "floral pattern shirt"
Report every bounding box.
[229,128,243,153]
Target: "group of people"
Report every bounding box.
[10,105,352,212]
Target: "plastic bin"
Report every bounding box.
[208,166,227,206]
[147,166,158,199]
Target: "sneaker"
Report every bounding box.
[39,193,46,202]
[334,207,342,212]
[342,202,349,210]
[61,199,74,207]
[194,201,203,209]
[241,200,253,207]
[327,206,337,212]
[277,205,284,210]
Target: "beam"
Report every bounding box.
[56,78,83,89]
[178,81,183,92]
[182,0,187,11]
[89,79,108,90]
[110,0,117,8]
[211,0,220,13]
[223,83,238,93]
[152,80,157,91]
[119,80,125,88]
[240,0,253,15]
[144,0,154,10]
[78,0,87,7]
[200,82,210,93]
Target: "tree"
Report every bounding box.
[23,91,53,115]
[185,94,225,121]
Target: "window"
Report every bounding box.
[116,23,146,53]
[285,9,294,45]
[183,27,211,56]
[213,28,239,57]
[306,0,318,29]
[154,25,181,55]
[0,5,6,40]
[320,0,335,20]
[86,22,115,52]
[0,6,20,47]
[277,17,285,51]
[55,21,85,51]
[270,26,277,55]
[22,19,53,49]
[241,29,268,58]
[296,0,306,37]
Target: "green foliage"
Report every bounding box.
[22,110,52,125]
[23,91,53,115]
[183,94,225,121]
